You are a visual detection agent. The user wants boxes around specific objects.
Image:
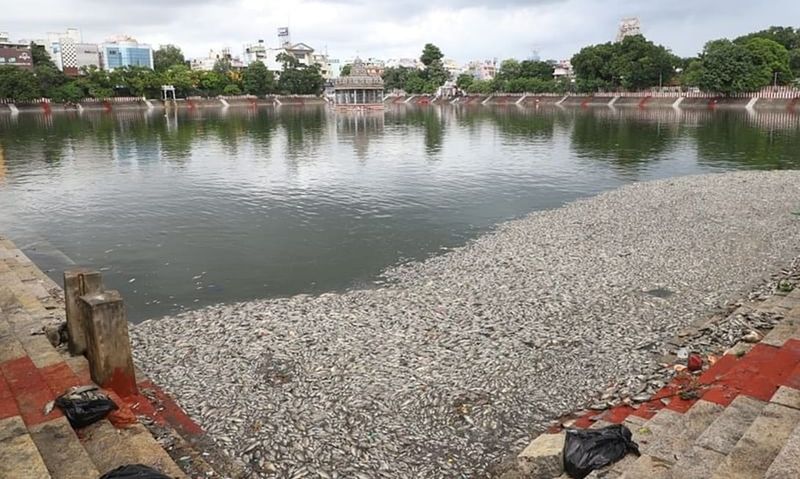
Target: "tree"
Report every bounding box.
[697,40,769,94]
[162,64,195,96]
[340,64,352,76]
[420,44,444,67]
[742,37,792,85]
[456,73,474,90]
[382,66,413,91]
[571,35,678,91]
[213,57,233,76]
[0,66,41,101]
[679,59,704,87]
[50,81,84,103]
[154,45,186,72]
[735,27,799,52]
[198,71,228,95]
[241,61,274,95]
[276,53,324,94]
[223,84,242,95]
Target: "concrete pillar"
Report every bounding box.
[63,268,105,355]
[78,290,137,397]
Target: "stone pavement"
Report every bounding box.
[0,235,240,478]
[511,287,800,478]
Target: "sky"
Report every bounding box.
[5,0,799,63]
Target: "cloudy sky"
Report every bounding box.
[6,0,799,62]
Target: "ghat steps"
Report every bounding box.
[514,288,800,479]
[0,235,234,478]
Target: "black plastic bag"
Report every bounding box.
[54,385,118,429]
[99,464,171,479]
[563,424,640,479]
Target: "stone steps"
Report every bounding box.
[514,291,800,479]
[0,236,224,479]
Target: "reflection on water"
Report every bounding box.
[0,105,798,322]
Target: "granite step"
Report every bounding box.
[30,416,100,479]
[0,416,52,479]
[666,394,767,478]
[80,419,187,478]
[710,389,800,479]
[765,420,800,478]
[619,400,723,479]
[646,400,724,463]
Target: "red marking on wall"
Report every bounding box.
[101,367,138,399]
[708,99,718,110]
[580,97,591,108]
[418,97,430,105]
[0,357,61,426]
[103,100,112,112]
[187,99,196,110]
[638,96,652,109]
[41,102,52,114]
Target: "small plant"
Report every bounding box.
[778,280,795,293]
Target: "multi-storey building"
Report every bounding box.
[45,29,100,75]
[0,32,33,70]
[466,59,497,80]
[190,48,245,71]
[100,35,153,70]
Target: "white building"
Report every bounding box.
[45,28,100,75]
[616,17,642,42]
[466,59,497,80]
[385,58,423,69]
[442,58,461,79]
[190,47,245,71]
[553,60,573,80]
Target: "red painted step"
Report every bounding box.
[0,372,20,420]
[0,356,61,426]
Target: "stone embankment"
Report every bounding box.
[392,88,800,110]
[0,95,327,114]
[0,238,242,478]
[132,171,800,478]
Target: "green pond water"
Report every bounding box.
[1,105,798,322]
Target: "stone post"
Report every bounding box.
[63,268,105,355]
[78,290,138,397]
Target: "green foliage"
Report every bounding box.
[241,61,275,96]
[49,82,84,103]
[381,43,450,93]
[571,35,678,92]
[456,73,474,90]
[420,44,444,67]
[679,59,704,87]
[162,64,195,95]
[223,84,242,95]
[213,57,233,76]
[492,58,558,92]
[735,26,799,51]
[382,66,413,91]
[340,64,351,76]
[153,45,186,72]
[0,65,41,101]
[696,40,771,94]
[277,54,324,94]
[742,37,792,85]
[466,79,496,94]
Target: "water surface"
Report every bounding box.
[1,105,798,322]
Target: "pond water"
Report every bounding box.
[1,105,799,322]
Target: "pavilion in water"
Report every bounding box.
[333,58,384,110]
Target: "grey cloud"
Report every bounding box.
[5,0,800,62]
